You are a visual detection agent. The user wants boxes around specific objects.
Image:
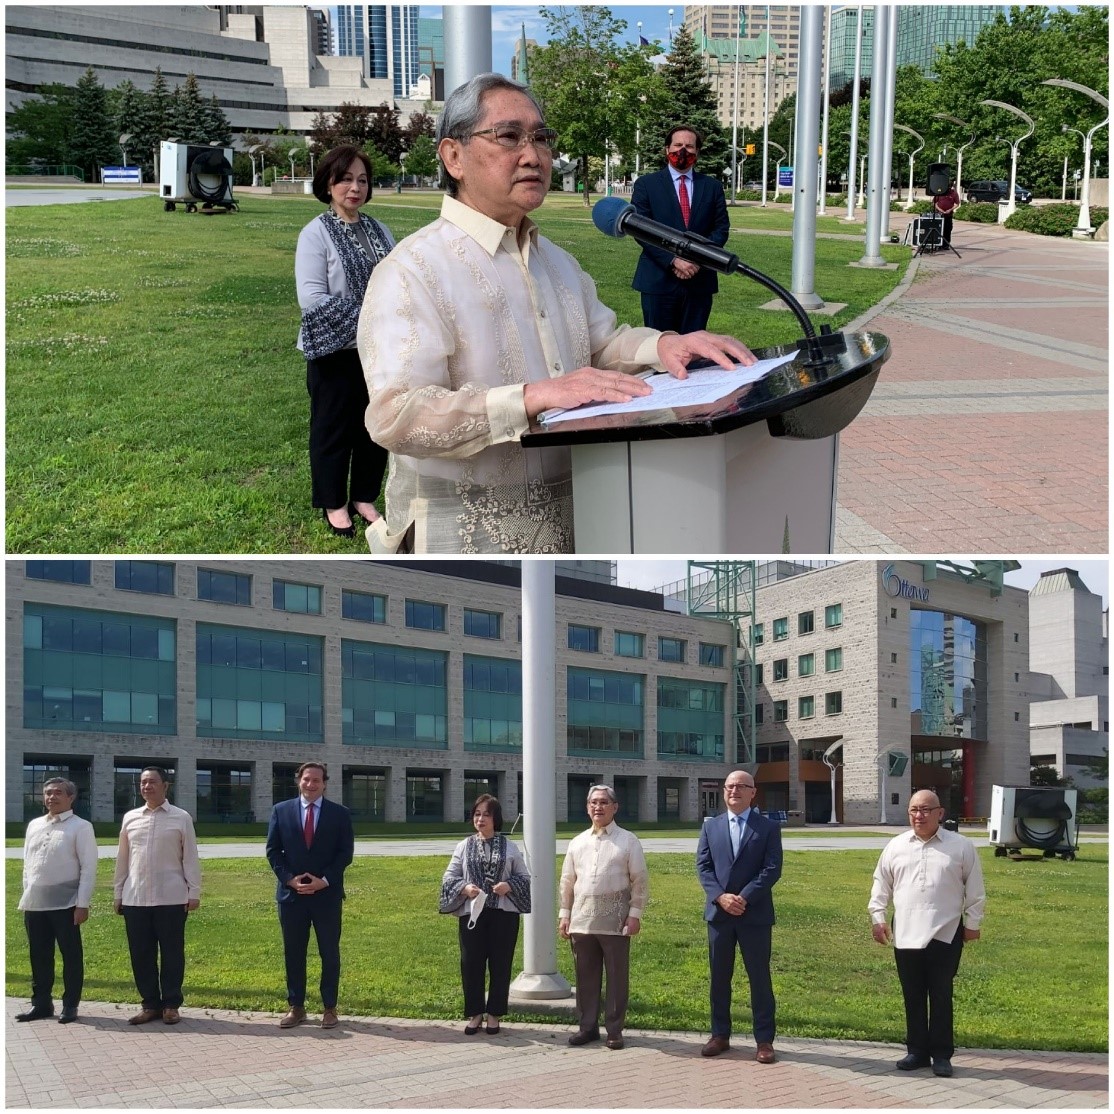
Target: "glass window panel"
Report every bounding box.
[772,618,788,641]
[23,614,43,649]
[72,619,102,654]
[212,698,236,728]
[798,653,814,677]
[102,691,131,722]
[237,700,262,731]
[132,692,158,724]
[261,702,285,731]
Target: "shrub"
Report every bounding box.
[956,201,998,223]
[1005,202,1087,236]
[907,200,934,216]
[1077,787,1107,825]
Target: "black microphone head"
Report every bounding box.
[591,196,631,238]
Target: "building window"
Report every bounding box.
[273,580,322,615]
[196,764,252,822]
[464,608,502,639]
[891,697,898,708]
[754,703,764,725]
[773,700,788,722]
[406,773,443,821]
[198,567,251,606]
[615,630,645,658]
[751,623,764,646]
[699,643,725,667]
[23,760,92,822]
[826,691,843,715]
[909,609,988,740]
[23,604,177,735]
[657,676,724,761]
[115,561,174,596]
[754,662,764,685]
[772,617,788,641]
[825,603,842,628]
[196,625,323,742]
[799,695,815,719]
[891,608,898,619]
[773,658,788,682]
[343,770,387,822]
[798,611,815,635]
[405,599,446,631]
[115,763,177,819]
[826,647,843,672]
[891,651,898,664]
[798,653,815,677]
[568,667,644,757]
[342,589,386,624]
[464,654,522,751]
[342,640,448,748]
[568,624,600,652]
[756,743,789,762]
[659,637,686,663]
[27,560,91,584]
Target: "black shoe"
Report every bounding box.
[568,1028,600,1046]
[15,1007,54,1022]
[896,1053,931,1071]
[322,507,356,538]
[932,1059,953,1078]
[59,1006,79,1024]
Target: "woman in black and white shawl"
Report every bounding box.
[295,144,394,538]
[439,794,531,1035]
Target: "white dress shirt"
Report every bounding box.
[113,801,202,906]
[868,826,986,949]
[19,810,98,912]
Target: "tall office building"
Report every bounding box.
[335,4,421,98]
[309,7,333,57]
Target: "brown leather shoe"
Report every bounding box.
[756,1041,776,1064]
[321,1008,339,1029]
[128,1008,162,1026]
[162,1007,181,1025]
[701,1035,730,1057]
[605,1037,625,1050]
[279,1006,306,1029]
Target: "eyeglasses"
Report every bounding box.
[469,126,559,151]
[908,807,941,815]
[725,783,755,791]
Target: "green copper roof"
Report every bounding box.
[700,31,783,64]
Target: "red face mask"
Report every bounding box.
[667,149,697,172]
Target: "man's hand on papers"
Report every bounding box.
[657,331,756,378]
[523,367,652,419]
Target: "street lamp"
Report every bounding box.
[1042,78,1109,237]
[118,132,133,168]
[822,741,842,826]
[933,113,975,198]
[289,148,301,180]
[978,99,1035,219]
[765,140,785,202]
[893,123,924,210]
[1061,125,1085,201]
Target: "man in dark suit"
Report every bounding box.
[265,762,354,1030]
[695,769,783,1062]
[631,126,731,333]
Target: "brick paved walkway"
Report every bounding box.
[7,998,1107,1109]
[835,220,1108,553]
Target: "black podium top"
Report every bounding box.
[522,330,889,446]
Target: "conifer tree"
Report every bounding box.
[202,94,232,146]
[112,80,151,173]
[69,67,117,181]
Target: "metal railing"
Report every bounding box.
[6,163,85,180]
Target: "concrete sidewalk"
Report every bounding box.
[6,998,1107,1109]
[835,218,1108,552]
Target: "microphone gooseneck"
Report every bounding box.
[591,197,834,366]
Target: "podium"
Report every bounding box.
[521,330,889,554]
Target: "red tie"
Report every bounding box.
[677,174,691,227]
[303,802,314,847]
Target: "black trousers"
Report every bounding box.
[306,347,387,511]
[570,933,630,1039]
[640,290,714,334]
[894,922,965,1060]
[458,909,520,1017]
[24,908,84,1009]
[122,904,188,1010]
[278,897,343,1008]
[938,211,955,245]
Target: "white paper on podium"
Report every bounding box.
[539,351,798,425]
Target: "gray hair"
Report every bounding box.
[587,784,617,803]
[43,777,77,799]
[435,72,545,196]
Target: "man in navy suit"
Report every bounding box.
[631,126,731,333]
[265,762,354,1030]
[695,769,783,1062]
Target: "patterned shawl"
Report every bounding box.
[300,210,391,360]
[438,834,531,914]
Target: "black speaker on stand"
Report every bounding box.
[917,162,961,259]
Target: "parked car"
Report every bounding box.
[965,179,1033,204]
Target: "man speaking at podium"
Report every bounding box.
[631,126,730,333]
[357,74,752,554]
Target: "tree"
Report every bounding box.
[368,102,404,165]
[1082,747,1108,782]
[403,133,438,183]
[402,110,436,149]
[1030,759,1071,788]
[112,79,152,175]
[169,73,207,144]
[69,67,117,181]
[5,85,75,168]
[529,5,660,205]
[202,94,231,146]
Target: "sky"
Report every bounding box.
[615,559,1110,607]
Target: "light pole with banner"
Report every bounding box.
[893,124,924,209]
[876,749,909,824]
[1042,78,1109,237]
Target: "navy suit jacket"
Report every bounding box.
[265,796,354,905]
[696,808,783,926]
[630,166,731,297]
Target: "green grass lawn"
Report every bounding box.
[5,191,909,554]
[6,847,1105,1051]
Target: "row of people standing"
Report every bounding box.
[294,74,752,552]
[16,770,984,1078]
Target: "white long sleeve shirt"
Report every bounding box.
[559,822,649,934]
[113,801,201,906]
[19,810,98,912]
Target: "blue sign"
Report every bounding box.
[882,563,930,602]
[778,166,794,187]
[102,166,142,184]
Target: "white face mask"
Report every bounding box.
[467,890,487,929]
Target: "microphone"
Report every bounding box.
[592,197,740,275]
[591,195,843,367]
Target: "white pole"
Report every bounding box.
[761,5,771,206]
[818,4,832,215]
[730,4,741,206]
[511,561,572,1000]
[844,4,863,220]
